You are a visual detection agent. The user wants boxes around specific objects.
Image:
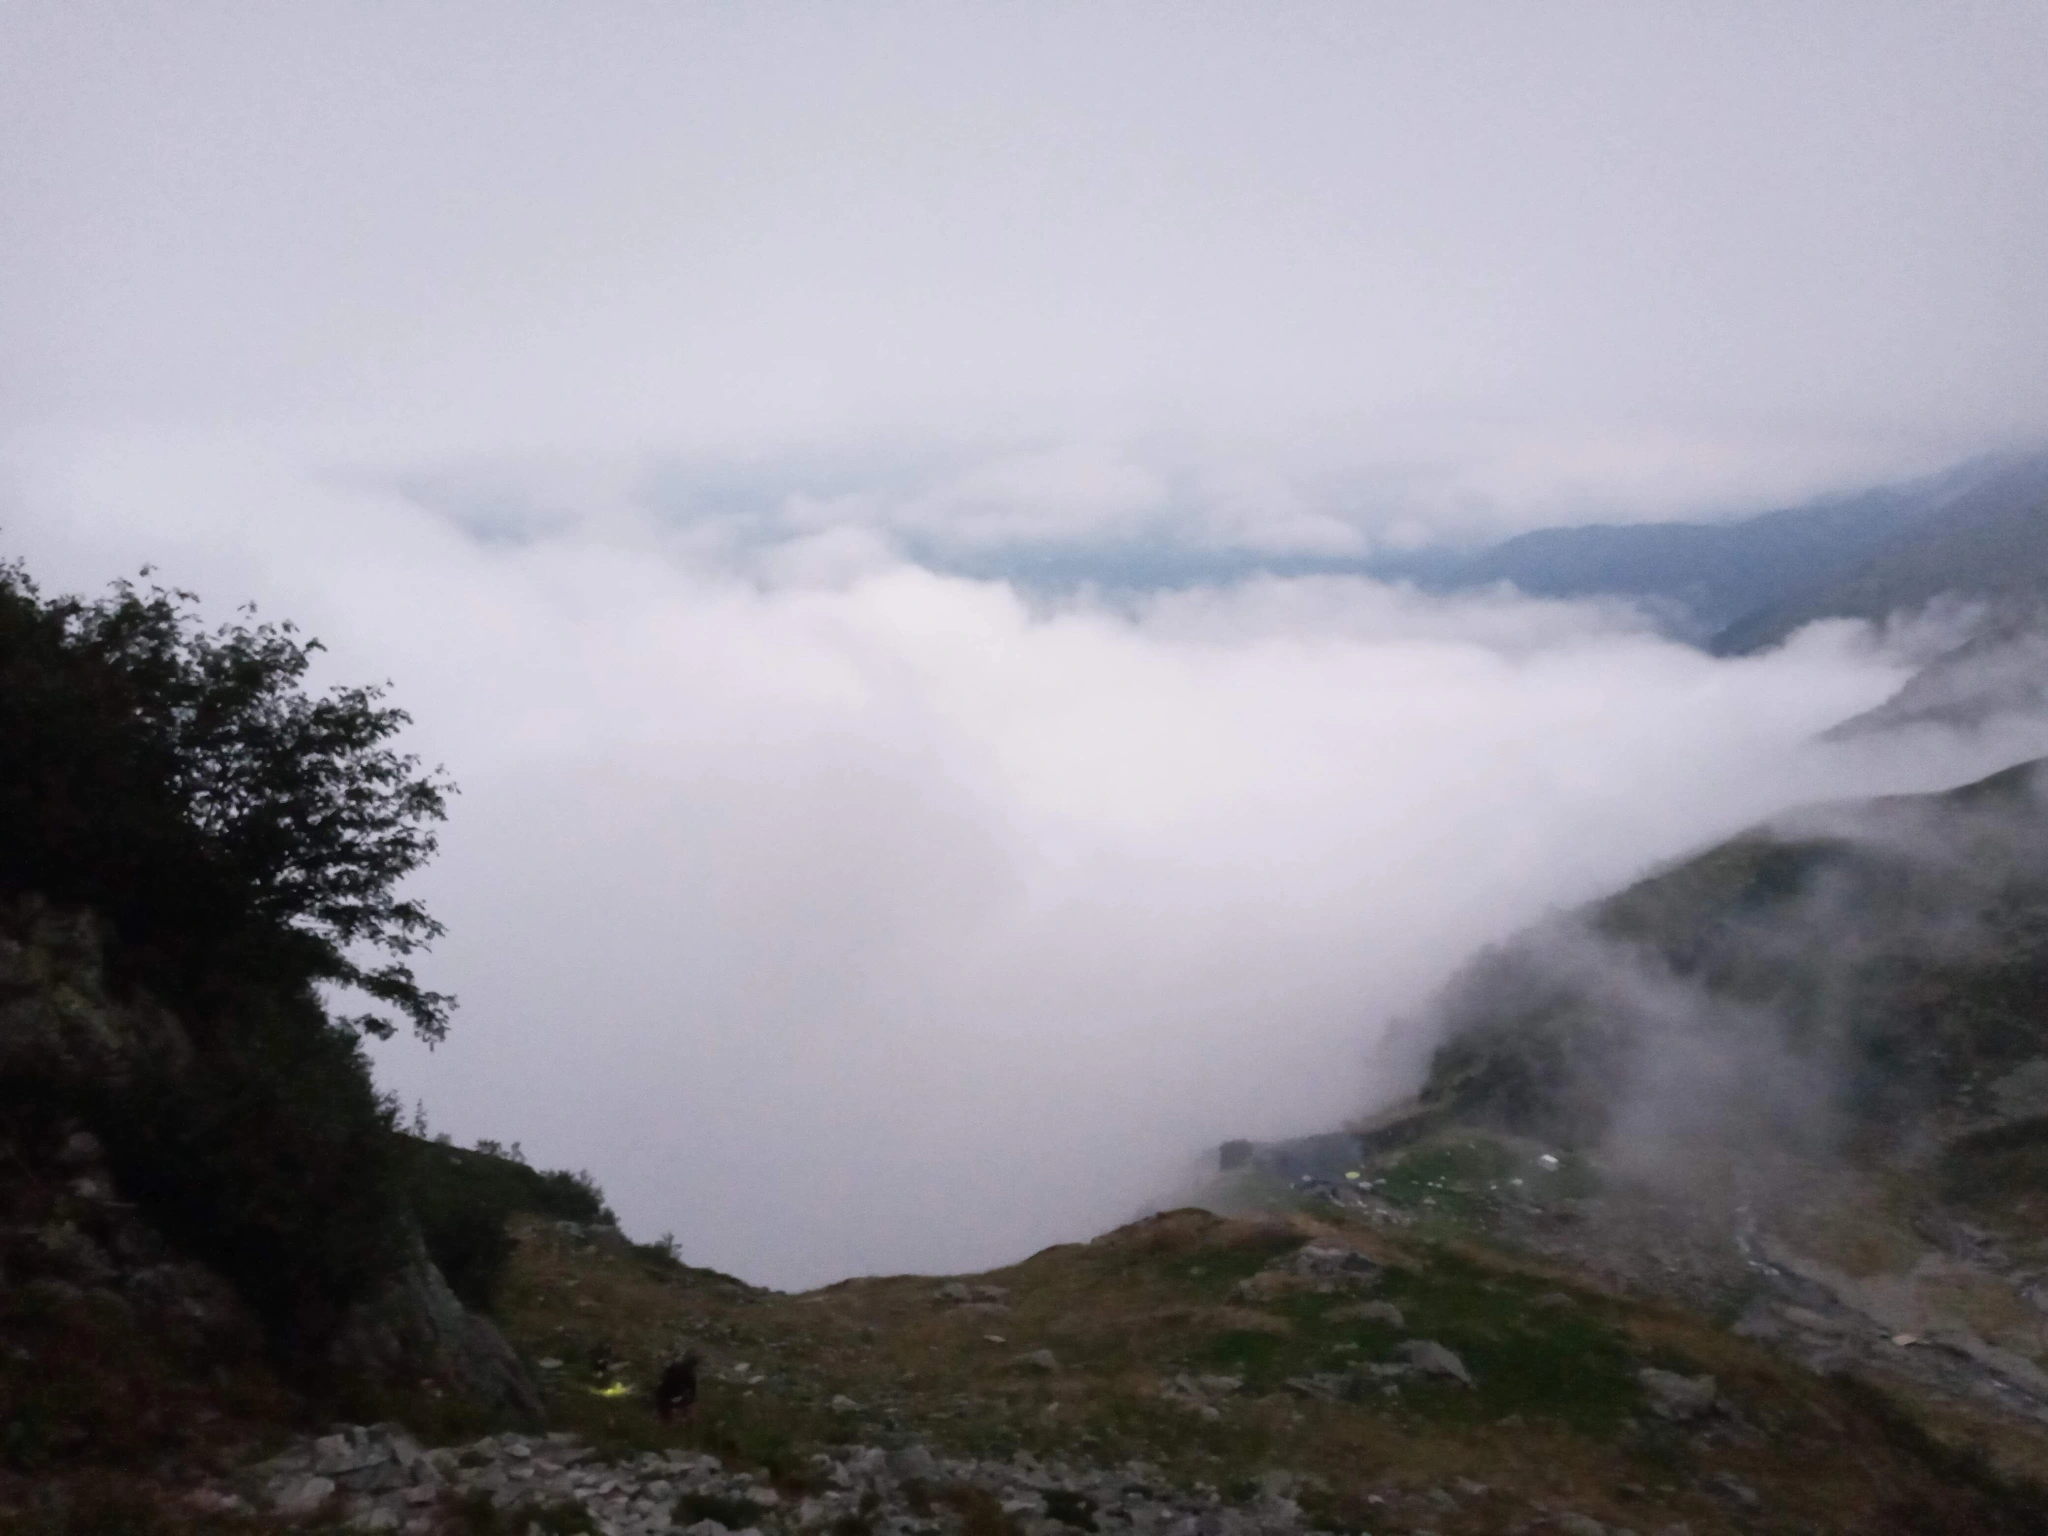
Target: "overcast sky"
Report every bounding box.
[9,2,2048,541]
[6,3,2048,1285]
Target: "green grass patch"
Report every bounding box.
[1545,1151,1603,1199]
[684,1397,827,1492]
[1940,1118,2048,1215]
[1156,1230,1306,1297]
[1372,1134,1601,1217]
[1191,1329,1290,1382]
[1373,1136,1518,1218]
[1188,1246,1640,1434]
[401,1135,615,1314]
[1373,1251,1637,1432]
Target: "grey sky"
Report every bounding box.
[6,4,2048,1285]
[6,3,2047,537]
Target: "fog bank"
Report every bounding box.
[8,2,2048,1284]
[14,436,2047,1286]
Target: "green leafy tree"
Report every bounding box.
[0,557,467,1345]
[0,559,454,1039]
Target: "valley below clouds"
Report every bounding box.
[7,1,2048,1291]
[14,432,2045,1287]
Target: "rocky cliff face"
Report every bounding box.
[0,896,194,1082]
[331,1226,545,1423]
[0,893,539,1430]
[0,1112,273,1474]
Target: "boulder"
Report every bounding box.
[1398,1339,1473,1386]
[269,1473,336,1516]
[330,1225,544,1422]
[1232,1244,1379,1301]
[1637,1367,1718,1422]
[1291,1244,1379,1280]
[890,1443,940,1482]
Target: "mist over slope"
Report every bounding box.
[1413,756,2048,1157]
[7,0,2048,1297]
[1825,611,2048,741]
[22,431,2048,1290]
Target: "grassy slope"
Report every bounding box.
[495,1206,2047,1536]
[8,1146,2046,1531]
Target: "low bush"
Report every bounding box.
[401,1136,617,1312]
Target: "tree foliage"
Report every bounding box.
[400,1136,616,1313]
[0,560,454,1039]
[0,557,638,1358]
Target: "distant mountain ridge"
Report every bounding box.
[1424,481,1938,639]
[1393,451,2048,650]
[1710,452,2048,654]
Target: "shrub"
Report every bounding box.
[0,559,453,1041]
[401,1136,618,1312]
[83,986,408,1347]
[0,556,455,1345]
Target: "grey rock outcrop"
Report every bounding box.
[227,1423,1356,1536]
[1637,1367,1718,1422]
[0,1115,264,1365]
[1397,1340,1473,1387]
[0,898,269,1369]
[331,1225,544,1422]
[0,896,193,1080]
[0,894,541,1423]
[1231,1243,1379,1302]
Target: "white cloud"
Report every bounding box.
[8,3,2048,1286]
[895,445,1168,548]
[5,4,2046,529]
[12,429,2045,1287]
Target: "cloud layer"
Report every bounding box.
[6,3,2048,537]
[15,434,2048,1286]
[8,5,2048,1285]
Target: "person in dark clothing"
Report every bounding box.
[655,1352,700,1423]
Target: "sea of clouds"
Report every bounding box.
[9,1,2048,1285]
[12,428,2046,1287]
